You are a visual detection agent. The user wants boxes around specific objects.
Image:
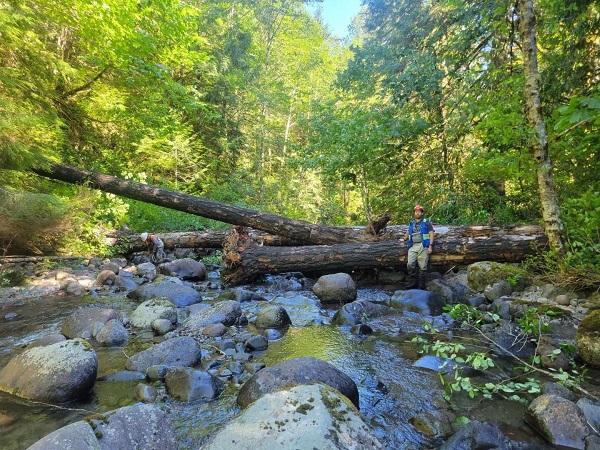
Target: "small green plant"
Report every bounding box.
[517,307,551,336]
[201,250,223,266]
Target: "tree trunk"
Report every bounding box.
[222,225,547,284]
[518,0,564,252]
[34,163,397,244]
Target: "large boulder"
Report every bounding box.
[332,300,392,326]
[181,301,241,332]
[390,289,444,316]
[165,367,223,402]
[26,421,100,450]
[128,280,201,307]
[490,321,535,359]
[130,298,177,329]
[158,258,206,281]
[484,280,513,301]
[467,261,514,292]
[576,309,600,367]
[0,339,97,402]
[254,305,292,329]
[526,394,588,449]
[237,357,359,408]
[92,403,177,449]
[312,273,357,304]
[205,384,381,450]
[125,336,201,372]
[61,307,120,339]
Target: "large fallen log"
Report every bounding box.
[115,224,535,252]
[114,229,303,252]
[33,164,390,244]
[222,225,548,284]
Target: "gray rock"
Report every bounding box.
[538,337,570,371]
[158,258,206,281]
[95,319,128,346]
[90,403,177,449]
[270,293,327,327]
[202,323,227,337]
[125,336,201,372]
[555,294,571,306]
[26,421,99,450]
[152,318,173,335]
[61,307,119,339]
[255,305,292,329]
[146,365,170,381]
[100,261,120,274]
[413,355,475,376]
[136,262,157,281]
[165,367,223,402]
[577,398,600,432]
[4,312,17,321]
[526,394,588,449]
[64,280,84,296]
[245,335,268,351]
[237,357,359,408]
[233,287,266,302]
[312,273,356,304]
[542,382,577,402]
[100,371,145,382]
[576,310,600,367]
[466,294,486,308]
[114,275,139,291]
[490,321,535,359]
[130,280,201,307]
[28,333,67,348]
[426,279,461,304]
[439,420,510,450]
[332,300,391,326]
[484,280,513,301]
[0,339,97,402]
[130,298,177,329]
[390,289,444,316]
[135,383,157,402]
[181,301,241,331]
[205,384,382,450]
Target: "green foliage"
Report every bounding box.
[522,189,600,290]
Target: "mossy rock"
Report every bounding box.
[467,262,517,292]
[576,310,600,367]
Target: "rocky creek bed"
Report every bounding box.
[0,256,599,449]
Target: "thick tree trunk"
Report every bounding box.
[33,163,396,245]
[518,0,564,252]
[222,225,548,284]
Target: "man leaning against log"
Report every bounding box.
[403,204,435,290]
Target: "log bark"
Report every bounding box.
[33,163,393,245]
[222,225,548,284]
[114,223,533,253]
[115,229,301,252]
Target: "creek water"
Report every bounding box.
[0,285,567,449]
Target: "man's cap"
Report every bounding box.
[140,232,148,241]
[414,204,424,212]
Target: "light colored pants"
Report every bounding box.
[407,243,429,272]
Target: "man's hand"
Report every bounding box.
[427,246,433,254]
